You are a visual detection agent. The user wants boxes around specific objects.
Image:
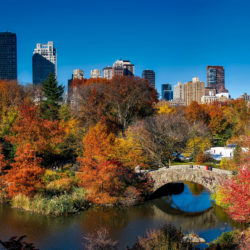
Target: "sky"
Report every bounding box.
[1,0,250,98]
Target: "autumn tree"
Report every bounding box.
[129,113,190,167]
[5,144,45,197]
[78,123,132,204]
[114,127,149,169]
[6,102,64,162]
[0,80,25,122]
[154,100,175,114]
[186,101,209,125]
[77,76,157,132]
[222,166,250,223]
[184,123,211,161]
[41,73,64,120]
[0,146,7,172]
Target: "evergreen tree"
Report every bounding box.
[41,73,64,120]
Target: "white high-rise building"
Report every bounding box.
[174,81,183,100]
[32,41,57,84]
[90,69,101,78]
[73,69,84,80]
[103,66,113,80]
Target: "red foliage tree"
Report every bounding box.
[222,166,250,223]
[6,102,64,155]
[5,144,45,197]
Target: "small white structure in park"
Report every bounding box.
[206,145,235,161]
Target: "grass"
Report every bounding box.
[11,187,88,216]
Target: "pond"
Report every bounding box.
[0,182,240,249]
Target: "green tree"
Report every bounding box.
[41,73,64,120]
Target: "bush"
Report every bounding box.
[11,188,87,216]
[220,158,237,171]
[83,228,119,250]
[45,177,79,195]
[210,231,239,249]
[211,187,228,209]
[128,224,193,250]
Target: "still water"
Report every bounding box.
[0,182,239,249]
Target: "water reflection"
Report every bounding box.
[0,182,240,250]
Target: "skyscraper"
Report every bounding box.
[142,70,155,88]
[32,41,57,85]
[113,60,134,77]
[0,32,17,80]
[161,84,173,101]
[207,66,227,93]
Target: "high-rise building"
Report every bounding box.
[103,66,113,80]
[207,66,227,93]
[113,60,134,77]
[142,70,155,88]
[0,32,17,80]
[161,84,173,101]
[67,69,84,109]
[174,81,183,100]
[183,77,205,105]
[32,41,57,85]
[73,69,84,80]
[90,69,101,78]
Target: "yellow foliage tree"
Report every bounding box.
[114,127,149,169]
[154,100,174,114]
[184,136,211,161]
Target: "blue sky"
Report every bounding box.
[1,0,250,98]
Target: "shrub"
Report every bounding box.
[83,228,119,250]
[11,188,87,216]
[129,224,193,250]
[45,177,79,195]
[12,194,31,211]
[220,158,237,171]
[209,231,239,249]
[211,186,228,209]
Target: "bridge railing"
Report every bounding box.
[135,165,233,176]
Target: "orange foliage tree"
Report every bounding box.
[6,102,65,156]
[0,146,7,172]
[5,144,45,197]
[186,101,209,125]
[78,123,133,204]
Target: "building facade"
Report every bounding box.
[90,69,101,78]
[183,77,205,105]
[207,66,227,93]
[0,32,17,80]
[113,60,134,77]
[32,41,57,85]
[103,66,113,80]
[161,84,173,101]
[174,81,183,100]
[142,69,155,88]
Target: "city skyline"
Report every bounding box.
[1,0,250,98]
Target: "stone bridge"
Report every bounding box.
[136,165,233,193]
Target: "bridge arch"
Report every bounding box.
[145,165,232,194]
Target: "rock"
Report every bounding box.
[134,165,141,173]
[182,234,206,243]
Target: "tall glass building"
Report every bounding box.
[161,83,173,101]
[32,41,57,85]
[142,69,155,88]
[207,66,226,93]
[0,32,17,80]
